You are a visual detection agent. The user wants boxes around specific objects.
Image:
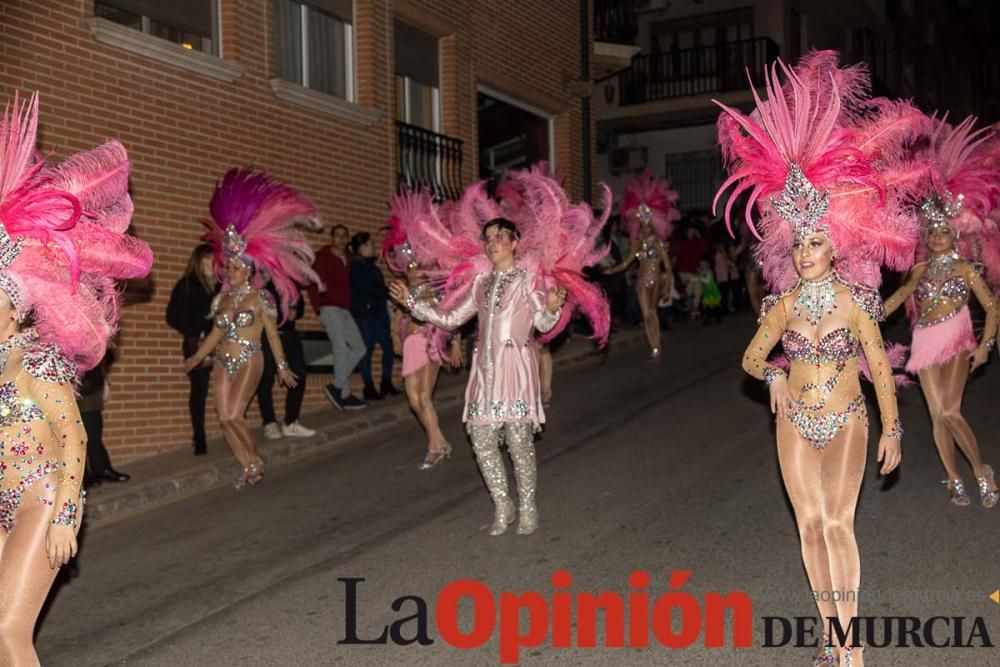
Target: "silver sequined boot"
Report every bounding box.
[505,423,538,535]
[470,426,515,535]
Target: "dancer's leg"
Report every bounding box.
[936,354,988,475]
[468,424,514,535]
[918,363,963,480]
[504,422,538,535]
[637,282,661,354]
[0,473,72,667]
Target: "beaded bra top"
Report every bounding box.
[914,256,970,328]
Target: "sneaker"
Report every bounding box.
[380,380,402,396]
[263,422,282,440]
[363,385,384,401]
[323,384,345,410]
[341,395,368,410]
[282,421,315,438]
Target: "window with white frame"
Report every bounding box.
[394,20,440,132]
[274,0,354,101]
[95,0,218,54]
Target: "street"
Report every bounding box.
[37,316,1000,666]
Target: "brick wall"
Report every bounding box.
[0,0,595,461]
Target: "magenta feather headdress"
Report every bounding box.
[620,170,681,242]
[202,168,321,321]
[713,52,922,291]
[0,92,153,374]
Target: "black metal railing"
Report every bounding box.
[396,122,464,201]
[618,37,780,105]
[594,0,639,45]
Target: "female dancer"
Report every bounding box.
[884,117,1000,507]
[167,243,218,454]
[603,171,679,360]
[185,169,320,488]
[715,53,924,665]
[383,194,461,469]
[0,93,153,664]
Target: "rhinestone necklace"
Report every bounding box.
[795,273,837,326]
[926,252,957,280]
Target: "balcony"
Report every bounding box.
[396,122,464,201]
[618,37,780,105]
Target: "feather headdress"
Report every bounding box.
[620,170,681,242]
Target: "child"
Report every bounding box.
[698,256,723,324]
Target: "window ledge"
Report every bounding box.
[86,17,245,83]
[269,79,382,126]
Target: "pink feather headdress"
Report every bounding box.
[620,170,681,242]
[713,51,924,292]
[202,168,321,321]
[0,92,153,374]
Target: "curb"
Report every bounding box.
[85,329,646,529]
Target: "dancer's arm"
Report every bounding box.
[528,285,566,334]
[742,295,791,418]
[883,263,925,316]
[389,276,479,330]
[962,262,998,370]
[25,351,86,566]
[602,240,639,275]
[260,292,298,388]
[856,300,903,475]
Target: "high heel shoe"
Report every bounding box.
[648,347,661,363]
[813,643,838,665]
[247,460,264,486]
[975,464,998,508]
[943,478,971,506]
[419,444,452,470]
[838,645,862,667]
[489,495,515,536]
[234,468,251,490]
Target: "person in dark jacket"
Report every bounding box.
[78,352,130,486]
[166,244,218,455]
[256,282,315,439]
[350,232,401,400]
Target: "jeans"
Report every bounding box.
[319,306,366,398]
[356,316,394,388]
[256,330,308,425]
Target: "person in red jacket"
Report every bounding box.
[307,224,368,410]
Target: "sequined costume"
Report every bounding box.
[0,331,84,534]
[409,266,560,534]
[400,282,449,378]
[715,51,921,663]
[0,93,154,665]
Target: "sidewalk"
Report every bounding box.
[84,327,646,529]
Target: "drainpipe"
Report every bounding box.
[580,0,592,203]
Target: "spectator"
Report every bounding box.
[350,232,401,400]
[257,282,315,439]
[307,224,368,410]
[78,353,130,486]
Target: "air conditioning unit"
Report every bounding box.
[609,146,648,174]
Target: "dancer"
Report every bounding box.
[884,116,1000,508]
[380,197,459,469]
[0,93,153,664]
[167,243,218,455]
[185,168,321,488]
[389,172,609,535]
[603,171,679,360]
[715,52,925,665]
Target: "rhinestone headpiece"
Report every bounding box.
[222,224,250,264]
[399,241,419,271]
[636,203,653,226]
[0,224,24,271]
[920,190,964,227]
[771,163,830,236]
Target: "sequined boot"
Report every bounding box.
[505,423,538,535]
[470,426,514,536]
[943,478,971,506]
[975,465,998,508]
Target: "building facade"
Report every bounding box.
[1,0,602,460]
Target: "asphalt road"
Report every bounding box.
[36,315,1000,666]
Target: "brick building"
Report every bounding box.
[0,0,609,461]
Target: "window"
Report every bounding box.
[666,150,723,212]
[274,0,354,101]
[394,20,440,132]
[95,0,218,55]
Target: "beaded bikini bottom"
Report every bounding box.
[788,394,867,450]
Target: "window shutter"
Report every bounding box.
[98,0,213,37]
[394,19,439,87]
